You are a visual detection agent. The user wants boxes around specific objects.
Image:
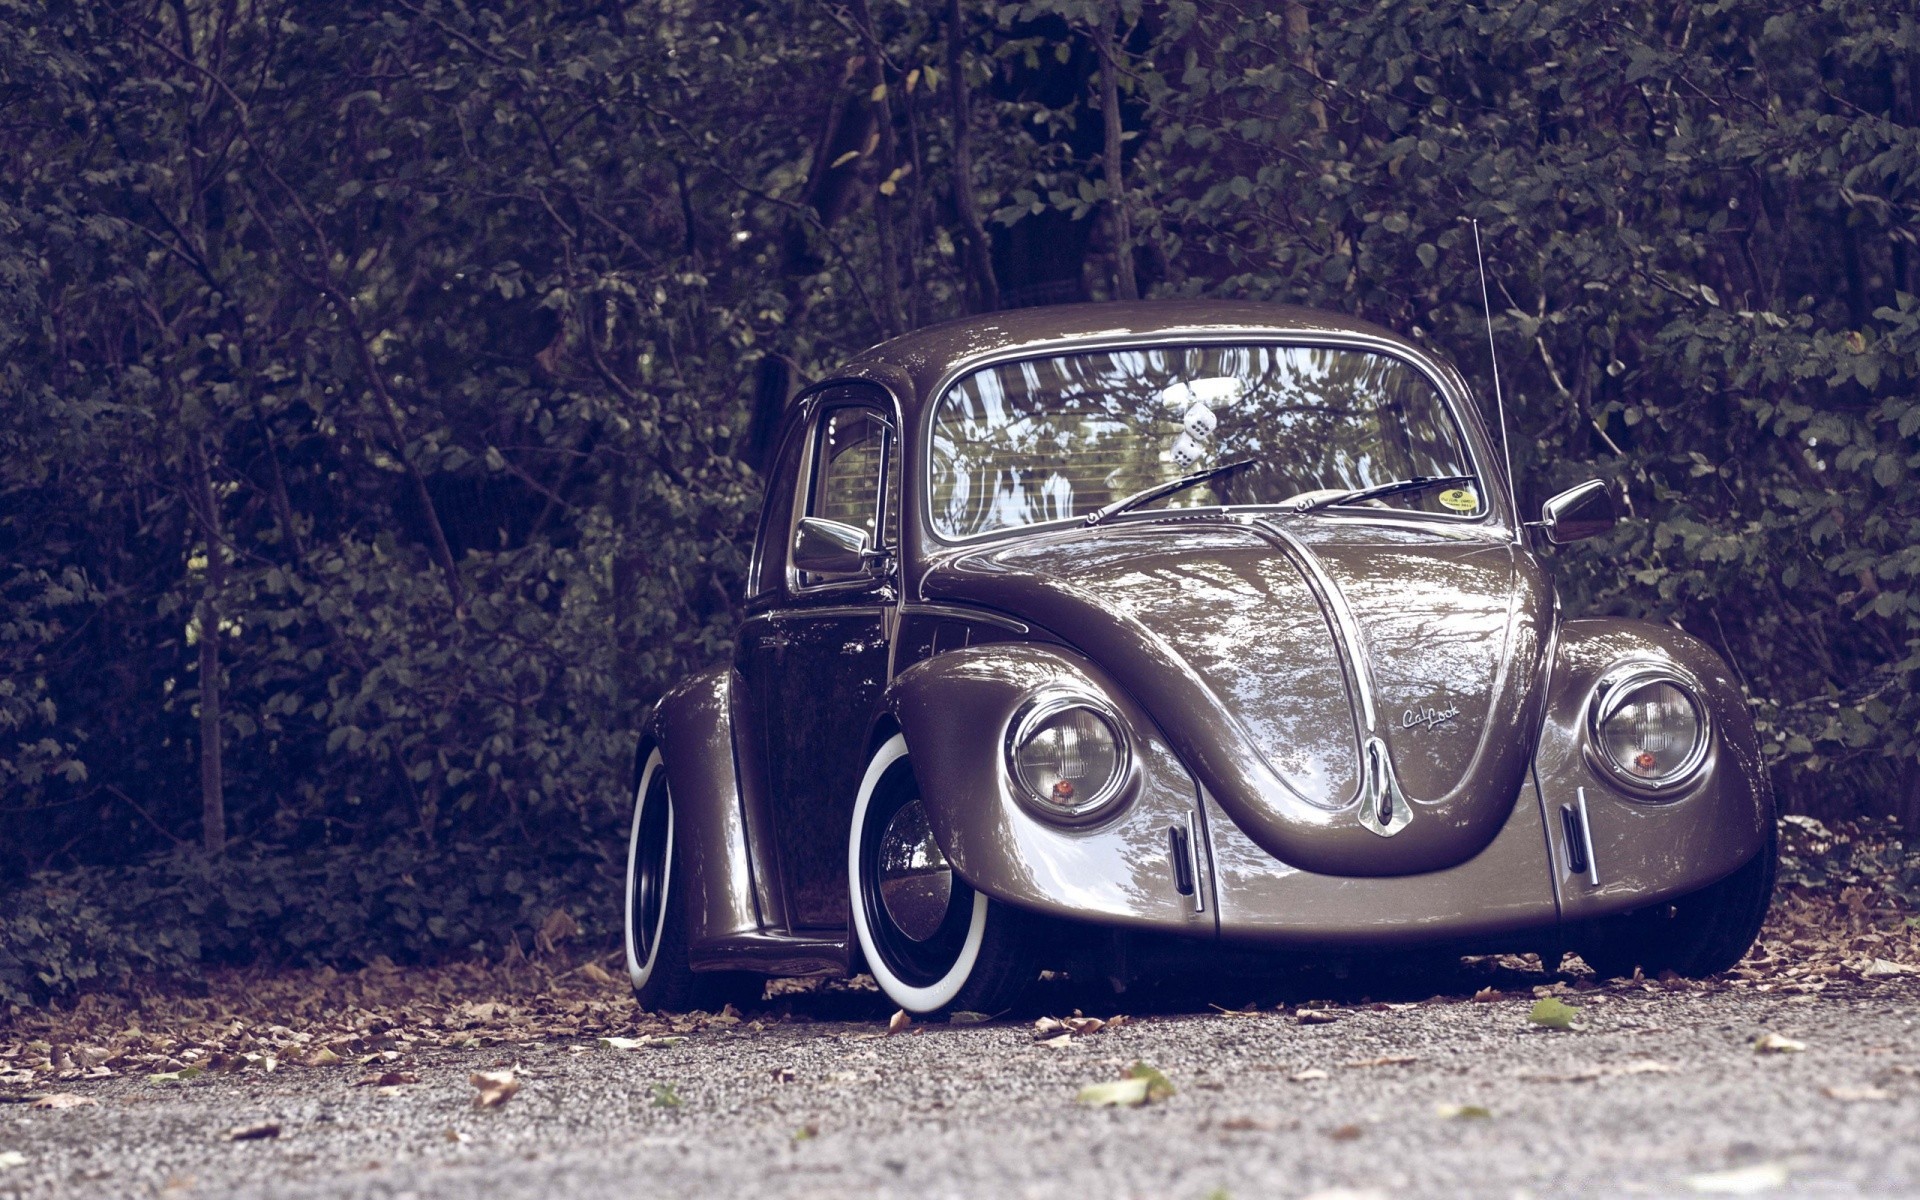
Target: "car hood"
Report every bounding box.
[920,518,1553,876]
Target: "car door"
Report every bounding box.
[739,388,899,930]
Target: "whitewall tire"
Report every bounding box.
[625,749,674,991]
[848,734,1035,1016]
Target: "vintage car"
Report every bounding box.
[624,300,1775,1015]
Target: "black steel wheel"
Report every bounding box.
[625,748,761,1013]
[848,735,1037,1016]
[1578,819,1778,980]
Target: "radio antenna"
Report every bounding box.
[1470,218,1523,542]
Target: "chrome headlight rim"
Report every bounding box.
[1584,662,1713,799]
[1003,690,1135,823]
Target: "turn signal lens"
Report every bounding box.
[1596,677,1706,791]
[1011,705,1124,816]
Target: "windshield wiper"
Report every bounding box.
[1290,474,1477,514]
[1084,458,1257,528]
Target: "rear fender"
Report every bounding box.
[885,643,1214,936]
[1534,618,1772,921]
[645,668,765,947]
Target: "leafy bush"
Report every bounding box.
[0,844,610,1008]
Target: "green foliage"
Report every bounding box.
[3,0,1919,998]
[0,843,602,1007]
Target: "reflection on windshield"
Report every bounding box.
[930,344,1479,540]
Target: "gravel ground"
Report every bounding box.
[3,976,1918,1200]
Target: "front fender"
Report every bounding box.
[886,643,1214,936]
[1535,618,1772,921]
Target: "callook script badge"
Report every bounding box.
[1402,703,1461,731]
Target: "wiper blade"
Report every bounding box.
[1085,458,1257,528]
[1291,474,1477,514]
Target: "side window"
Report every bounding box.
[810,408,887,534]
[797,405,892,590]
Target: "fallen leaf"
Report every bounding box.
[29,1094,97,1109]
[1065,1017,1106,1035]
[948,1011,991,1025]
[1077,1077,1151,1108]
[225,1121,281,1142]
[147,1067,205,1084]
[1822,1084,1892,1101]
[1077,1062,1174,1107]
[1210,1005,1261,1018]
[651,1082,683,1108]
[1752,1032,1806,1054]
[1343,1055,1418,1069]
[1291,1068,1330,1082]
[0,1151,25,1170]
[469,1070,519,1108]
[1037,1034,1073,1049]
[596,1036,684,1051]
[1683,1162,1790,1194]
[578,961,617,987]
[1296,1010,1339,1025]
[1470,987,1504,1002]
[303,1048,343,1068]
[1125,1062,1176,1101]
[1528,997,1580,1030]
[443,1128,469,1144]
[354,1071,418,1087]
[1033,1017,1067,1037]
[1435,1103,1492,1120]
[1327,1123,1364,1141]
[1218,1116,1275,1131]
[1522,1059,1677,1084]
[791,1122,818,1142]
[886,1010,911,1036]
[1861,959,1919,978]
[770,1066,795,1083]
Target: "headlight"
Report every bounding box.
[1006,694,1131,820]
[1588,667,1710,796]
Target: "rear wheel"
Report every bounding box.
[625,749,761,1012]
[1578,820,1778,980]
[849,735,1037,1016]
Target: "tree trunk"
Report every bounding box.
[1284,0,1329,133]
[1095,7,1138,301]
[947,0,999,312]
[850,0,907,335]
[190,436,227,856]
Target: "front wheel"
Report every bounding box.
[848,734,1037,1016]
[1578,820,1778,980]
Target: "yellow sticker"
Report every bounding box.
[1438,488,1479,513]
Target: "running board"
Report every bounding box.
[688,932,849,977]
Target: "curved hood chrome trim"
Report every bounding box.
[1255,519,1408,838]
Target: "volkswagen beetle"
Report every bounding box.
[624,301,1775,1015]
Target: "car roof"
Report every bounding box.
[830,299,1428,412]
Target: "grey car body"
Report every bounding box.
[623,300,1775,1015]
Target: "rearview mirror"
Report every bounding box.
[1537,479,1618,544]
[792,516,872,576]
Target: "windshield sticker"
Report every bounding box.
[1438,487,1479,512]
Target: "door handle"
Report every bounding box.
[749,628,790,655]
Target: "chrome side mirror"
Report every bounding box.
[792,516,872,575]
[1536,479,1619,544]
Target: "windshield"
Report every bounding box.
[929,343,1484,541]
